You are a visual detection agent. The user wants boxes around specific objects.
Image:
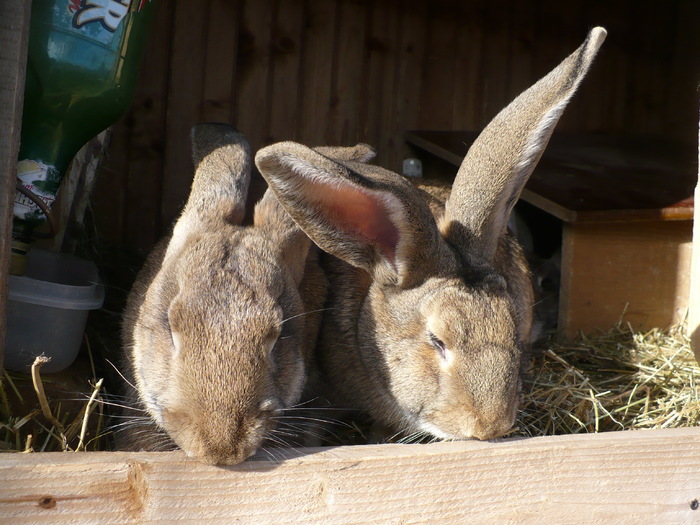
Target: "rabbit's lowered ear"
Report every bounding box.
[256,142,448,288]
[443,27,607,262]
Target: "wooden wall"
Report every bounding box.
[92,0,699,255]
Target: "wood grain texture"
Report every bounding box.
[405,130,696,222]
[91,1,698,255]
[560,220,693,338]
[0,0,32,371]
[160,0,209,228]
[0,427,699,523]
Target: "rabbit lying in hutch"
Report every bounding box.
[256,27,607,442]
[118,125,380,464]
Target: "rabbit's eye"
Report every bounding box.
[428,331,447,360]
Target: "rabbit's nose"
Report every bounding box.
[470,402,517,440]
[197,442,257,466]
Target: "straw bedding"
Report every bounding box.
[1,323,698,452]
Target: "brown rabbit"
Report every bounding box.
[255,28,606,441]
[119,123,377,463]
[119,124,335,464]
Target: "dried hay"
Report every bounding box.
[1,323,698,453]
[514,322,700,437]
[0,337,109,453]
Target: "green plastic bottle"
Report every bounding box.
[12,0,156,272]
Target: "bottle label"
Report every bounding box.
[14,160,61,222]
[70,0,132,33]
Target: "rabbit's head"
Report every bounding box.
[256,28,606,440]
[125,124,313,464]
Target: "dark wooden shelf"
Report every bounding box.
[405,129,696,337]
[405,130,696,223]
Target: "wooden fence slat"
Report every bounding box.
[160,0,210,228]
[391,0,427,165]
[123,1,174,253]
[327,0,368,146]
[202,0,242,124]
[233,0,275,152]
[363,0,399,171]
[417,5,458,131]
[1,427,699,523]
[297,0,337,147]
[0,0,32,371]
[451,4,484,133]
[268,0,305,143]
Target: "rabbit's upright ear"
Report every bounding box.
[443,27,606,263]
[165,123,251,260]
[256,142,445,287]
[185,123,251,226]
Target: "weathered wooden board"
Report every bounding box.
[0,427,699,523]
[0,0,32,371]
[560,220,693,338]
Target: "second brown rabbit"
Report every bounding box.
[256,28,607,441]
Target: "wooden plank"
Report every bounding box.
[297,0,337,146]
[0,0,32,371]
[122,0,174,253]
[268,0,304,143]
[476,2,510,126]
[160,0,209,229]
[201,0,242,124]
[417,4,458,130]
[404,130,696,223]
[391,0,427,168]
[451,2,484,132]
[0,427,699,523]
[363,0,400,171]
[233,0,275,151]
[559,220,693,338]
[327,0,368,146]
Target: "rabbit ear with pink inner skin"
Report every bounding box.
[255,143,447,288]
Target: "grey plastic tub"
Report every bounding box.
[5,249,105,373]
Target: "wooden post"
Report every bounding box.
[690,114,700,362]
[0,0,32,372]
